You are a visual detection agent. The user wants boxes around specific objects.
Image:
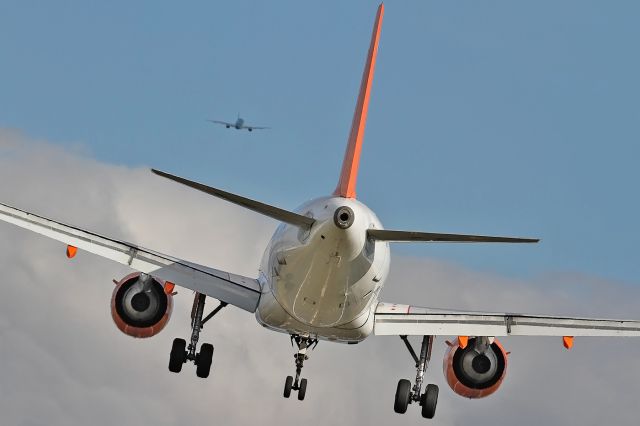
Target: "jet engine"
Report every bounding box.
[111,272,173,338]
[443,337,508,399]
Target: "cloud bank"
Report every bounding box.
[0,129,638,425]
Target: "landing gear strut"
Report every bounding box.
[168,293,227,378]
[394,335,439,419]
[283,335,318,401]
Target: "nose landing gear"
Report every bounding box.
[394,335,439,419]
[168,293,227,378]
[283,335,318,401]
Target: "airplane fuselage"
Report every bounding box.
[255,196,390,343]
[235,118,244,129]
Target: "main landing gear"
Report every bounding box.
[168,293,227,378]
[394,335,439,419]
[283,335,318,401]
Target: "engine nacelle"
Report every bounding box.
[443,337,508,399]
[111,272,173,338]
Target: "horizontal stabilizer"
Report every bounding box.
[152,169,315,228]
[368,229,539,243]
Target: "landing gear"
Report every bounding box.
[167,293,227,378]
[169,338,186,373]
[421,384,439,419]
[395,335,439,419]
[196,343,214,378]
[283,375,294,398]
[283,335,317,401]
[394,379,412,413]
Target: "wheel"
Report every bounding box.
[226,125,230,128]
[196,343,214,378]
[283,376,294,398]
[297,378,308,401]
[168,338,186,373]
[421,384,439,419]
[394,379,412,414]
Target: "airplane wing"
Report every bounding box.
[0,202,261,312]
[207,120,234,126]
[374,303,640,337]
[243,125,270,131]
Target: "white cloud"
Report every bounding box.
[0,129,638,425]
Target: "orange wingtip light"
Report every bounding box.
[164,281,176,295]
[66,245,78,259]
[458,336,469,349]
[563,336,574,350]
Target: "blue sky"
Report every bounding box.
[1,0,639,282]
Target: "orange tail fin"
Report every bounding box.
[334,3,384,199]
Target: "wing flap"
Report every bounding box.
[0,202,261,312]
[374,303,640,337]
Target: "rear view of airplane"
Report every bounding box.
[1,3,640,421]
[208,114,269,131]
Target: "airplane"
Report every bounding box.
[1,3,639,421]
[208,114,269,131]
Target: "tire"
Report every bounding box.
[421,384,439,419]
[168,338,186,373]
[297,378,308,401]
[196,343,214,378]
[283,376,294,398]
[394,379,412,414]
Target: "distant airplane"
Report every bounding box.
[208,114,269,132]
[1,3,640,422]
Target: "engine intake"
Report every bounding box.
[443,337,508,399]
[111,272,173,338]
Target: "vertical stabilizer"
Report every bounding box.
[333,3,384,199]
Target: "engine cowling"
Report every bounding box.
[111,272,173,338]
[443,337,508,399]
